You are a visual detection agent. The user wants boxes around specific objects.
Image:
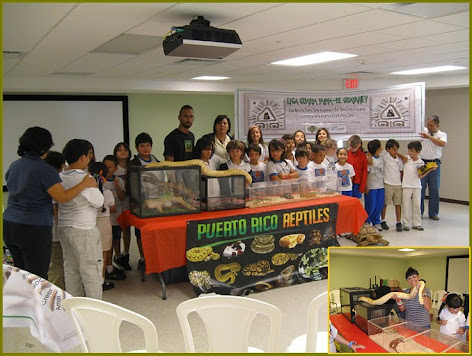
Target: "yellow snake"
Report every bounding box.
[214,262,241,285]
[146,159,252,184]
[359,280,426,305]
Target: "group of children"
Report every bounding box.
[232,125,437,233]
[195,124,435,234]
[46,137,150,295]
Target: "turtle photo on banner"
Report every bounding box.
[186,203,338,296]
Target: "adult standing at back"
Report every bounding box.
[206,115,232,161]
[163,105,195,161]
[419,115,447,220]
[3,127,96,280]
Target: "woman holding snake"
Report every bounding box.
[391,267,432,328]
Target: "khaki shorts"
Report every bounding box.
[96,216,113,251]
[384,183,402,205]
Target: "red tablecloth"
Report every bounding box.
[331,313,386,353]
[120,195,367,274]
[330,314,466,353]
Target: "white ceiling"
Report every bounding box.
[330,247,469,258]
[2,2,469,94]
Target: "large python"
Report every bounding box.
[359,280,426,305]
[146,159,252,185]
[214,262,241,285]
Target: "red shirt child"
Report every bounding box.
[347,135,368,198]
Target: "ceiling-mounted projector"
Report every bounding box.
[163,16,242,59]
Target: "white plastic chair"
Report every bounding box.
[284,291,328,353]
[448,291,464,301]
[431,289,447,309]
[329,289,341,314]
[176,295,282,352]
[62,297,160,353]
[306,291,328,353]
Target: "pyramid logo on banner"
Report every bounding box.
[380,104,401,121]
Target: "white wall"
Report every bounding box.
[424,88,469,202]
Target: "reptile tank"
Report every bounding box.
[367,315,469,353]
[129,165,201,218]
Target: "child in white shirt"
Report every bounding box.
[89,161,116,291]
[398,141,437,231]
[220,140,252,173]
[437,294,467,339]
[380,139,404,232]
[58,139,104,299]
[294,148,314,179]
[365,140,385,231]
[247,143,267,183]
[266,139,298,181]
[335,148,355,196]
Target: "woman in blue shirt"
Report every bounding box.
[3,127,96,280]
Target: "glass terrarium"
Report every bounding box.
[246,177,339,208]
[129,165,201,218]
[367,315,469,353]
[200,175,246,211]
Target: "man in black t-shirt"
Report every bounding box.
[163,105,195,161]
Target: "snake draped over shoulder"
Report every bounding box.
[146,159,252,184]
[359,280,426,305]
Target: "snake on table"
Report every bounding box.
[359,280,426,305]
[146,159,252,185]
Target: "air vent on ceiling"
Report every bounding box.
[345,71,375,76]
[174,58,224,66]
[3,51,25,59]
[51,72,93,76]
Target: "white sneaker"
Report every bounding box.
[374,224,383,231]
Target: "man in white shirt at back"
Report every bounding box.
[419,115,447,220]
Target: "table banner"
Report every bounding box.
[186,202,338,296]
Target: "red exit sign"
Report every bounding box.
[344,78,359,89]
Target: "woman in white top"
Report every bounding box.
[205,115,232,161]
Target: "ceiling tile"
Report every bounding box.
[2,3,76,52]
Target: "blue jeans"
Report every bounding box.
[420,161,440,217]
[342,190,353,197]
[364,188,385,225]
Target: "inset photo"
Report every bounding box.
[328,247,469,353]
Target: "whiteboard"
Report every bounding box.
[446,256,469,294]
[3,95,128,186]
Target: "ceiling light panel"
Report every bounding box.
[391,65,466,75]
[271,52,358,66]
[192,76,229,80]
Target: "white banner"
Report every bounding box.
[236,83,425,141]
[3,265,80,352]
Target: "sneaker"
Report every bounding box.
[137,259,145,271]
[412,226,424,231]
[429,216,440,221]
[102,281,115,291]
[396,222,403,232]
[106,268,126,280]
[403,225,410,231]
[114,255,132,271]
[380,221,389,230]
[374,224,383,231]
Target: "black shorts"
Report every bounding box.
[112,225,122,240]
